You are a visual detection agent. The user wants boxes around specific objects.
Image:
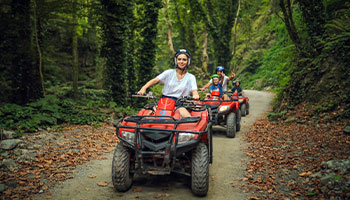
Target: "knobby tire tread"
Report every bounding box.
[191,143,209,197]
[226,112,236,138]
[112,143,132,192]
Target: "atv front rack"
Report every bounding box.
[124,115,201,124]
[114,115,212,175]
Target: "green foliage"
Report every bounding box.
[237,11,296,92]
[0,87,138,133]
[136,0,162,87]
[267,110,287,121]
[0,0,43,105]
[108,102,138,119]
[0,95,105,132]
[100,0,135,105]
[197,0,236,68]
[150,84,164,98]
[271,1,350,120]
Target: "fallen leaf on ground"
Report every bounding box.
[132,187,143,192]
[299,171,312,177]
[97,182,108,187]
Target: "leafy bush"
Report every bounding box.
[0,90,138,133]
[267,110,287,121]
[107,101,138,119]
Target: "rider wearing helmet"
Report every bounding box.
[200,66,235,100]
[137,49,199,118]
[200,66,235,92]
[174,49,191,71]
[205,74,223,99]
[231,80,243,96]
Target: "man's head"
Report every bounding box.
[216,66,225,77]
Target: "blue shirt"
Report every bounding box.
[210,84,223,97]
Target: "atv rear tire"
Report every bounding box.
[246,103,250,115]
[226,112,236,138]
[236,109,241,132]
[191,143,209,197]
[112,143,133,192]
[241,104,246,117]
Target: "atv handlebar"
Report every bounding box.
[132,93,156,99]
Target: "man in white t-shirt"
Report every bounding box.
[137,49,199,118]
[200,66,235,99]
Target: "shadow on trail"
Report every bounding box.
[129,172,191,191]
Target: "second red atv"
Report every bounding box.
[112,94,212,196]
[196,90,241,138]
[230,92,249,116]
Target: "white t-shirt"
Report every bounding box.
[157,69,197,98]
[210,75,229,91]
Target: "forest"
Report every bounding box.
[0,0,349,132]
[1,0,350,199]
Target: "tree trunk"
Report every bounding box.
[232,0,241,56]
[33,0,45,96]
[201,30,209,74]
[173,0,186,47]
[279,0,305,55]
[296,0,326,55]
[72,0,79,101]
[165,0,175,56]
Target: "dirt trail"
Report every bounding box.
[35,90,273,200]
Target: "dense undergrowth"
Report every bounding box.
[0,86,137,133]
[234,1,350,121]
[234,4,296,93]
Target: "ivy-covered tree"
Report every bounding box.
[296,0,326,55]
[136,0,162,88]
[100,0,134,105]
[0,0,43,105]
[190,0,236,70]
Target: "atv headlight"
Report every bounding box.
[121,131,135,144]
[219,105,230,112]
[178,133,197,144]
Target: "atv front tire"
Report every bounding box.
[191,143,209,197]
[112,143,133,192]
[241,104,246,117]
[226,112,237,138]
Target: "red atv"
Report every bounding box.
[230,92,249,116]
[112,94,212,196]
[197,90,241,138]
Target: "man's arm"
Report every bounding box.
[220,75,224,85]
[227,70,235,81]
